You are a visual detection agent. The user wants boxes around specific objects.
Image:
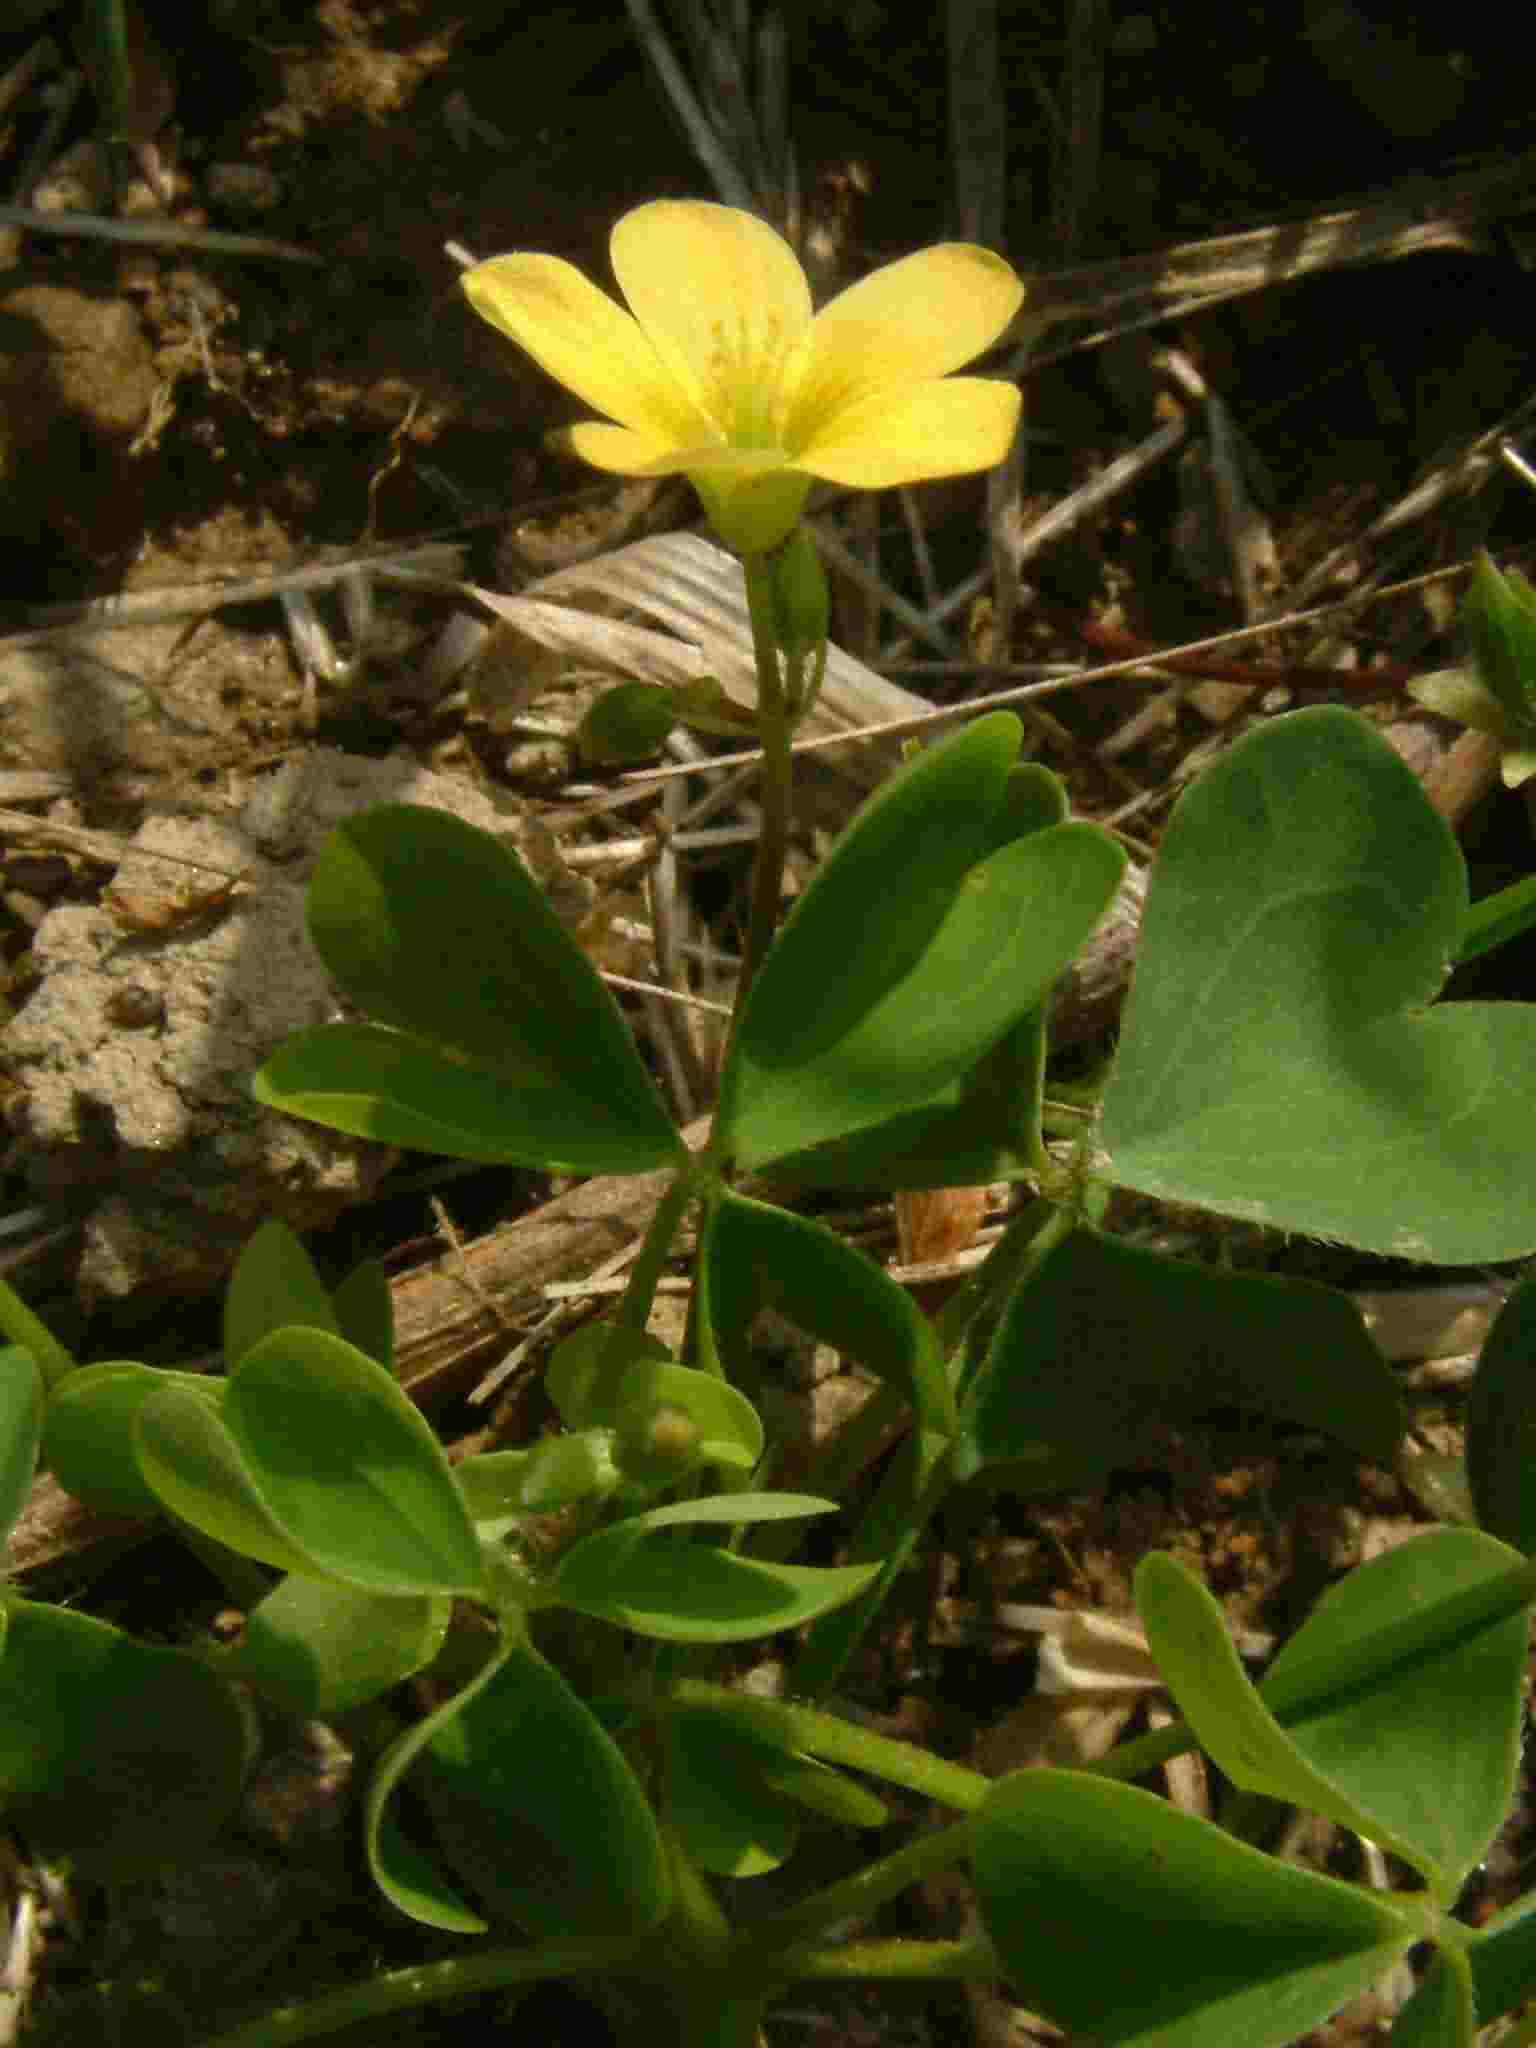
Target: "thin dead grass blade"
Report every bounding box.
[1051,0,1107,261]
[948,0,1007,249]
[622,0,795,231]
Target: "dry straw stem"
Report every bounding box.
[614,561,1477,790]
[1014,143,1536,365]
[3,543,466,651]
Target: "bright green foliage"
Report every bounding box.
[1102,706,1536,1259]
[545,1321,674,1428]
[717,713,1124,1167]
[1255,1528,1526,1895]
[1460,869,1536,963]
[1388,1952,1477,2048]
[553,1493,880,1642]
[665,1709,805,1875]
[610,1357,764,1479]
[959,1226,1404,1484]
[663,1707,888,1878]
[223,1216,340,1364]
[366,1627,671,1937]
[254,803,683,1174]
[25,667,1536,2048]
[703,1190,955,1434]
[971,1769,1418,2048]
[135,1378,341,1578]
[767,526,830,663]
[1139,1532,1526,1898]
[1397,1893,1536,2048]
[1411,552,1536,787]
[256,1017,682,1175]
[0,1600,252,1879]
[0,1347,41,1542]
[137,1327,487,1595]
[330,1255,395,1371]
[220,1575,450,1718]
[42,1358,202,1517]
[742,756,1070,1190]
[456,1436,619,1524]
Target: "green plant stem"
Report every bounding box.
[751,1383,906,1561]
[734,1814,975,1962]
[173,1516,275,1613]
[659,1680,989,1809]
[0,1273,74,1389]
[93,0,131,138]
[199,1935,649,2048]
[1432,1927,1479,2043]
[932,1193,1064,1361]
[788,1426,955,1699]
[1461,871,1536,962]
[613,1165,697,1338]
[643,1825,774,2047]
[778,1934,996,1983]
[736,550,796,1010]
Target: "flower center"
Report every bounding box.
[705,310,792,449]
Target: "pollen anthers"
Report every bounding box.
[705,307,794,449]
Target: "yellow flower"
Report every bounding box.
[462,200,1025,555]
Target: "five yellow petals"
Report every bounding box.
[462,199,1025,554]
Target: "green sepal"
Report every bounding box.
[545,1322,673,1430]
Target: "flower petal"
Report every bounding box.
[463,253,710,447]
[785,245,1024,447]
[795,376,1020,489]
[566,429,797,482]
[565,422,688,474]
[611,202,813,443]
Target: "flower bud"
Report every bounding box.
[769,527,829,662]
[613,1401,702,1489]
